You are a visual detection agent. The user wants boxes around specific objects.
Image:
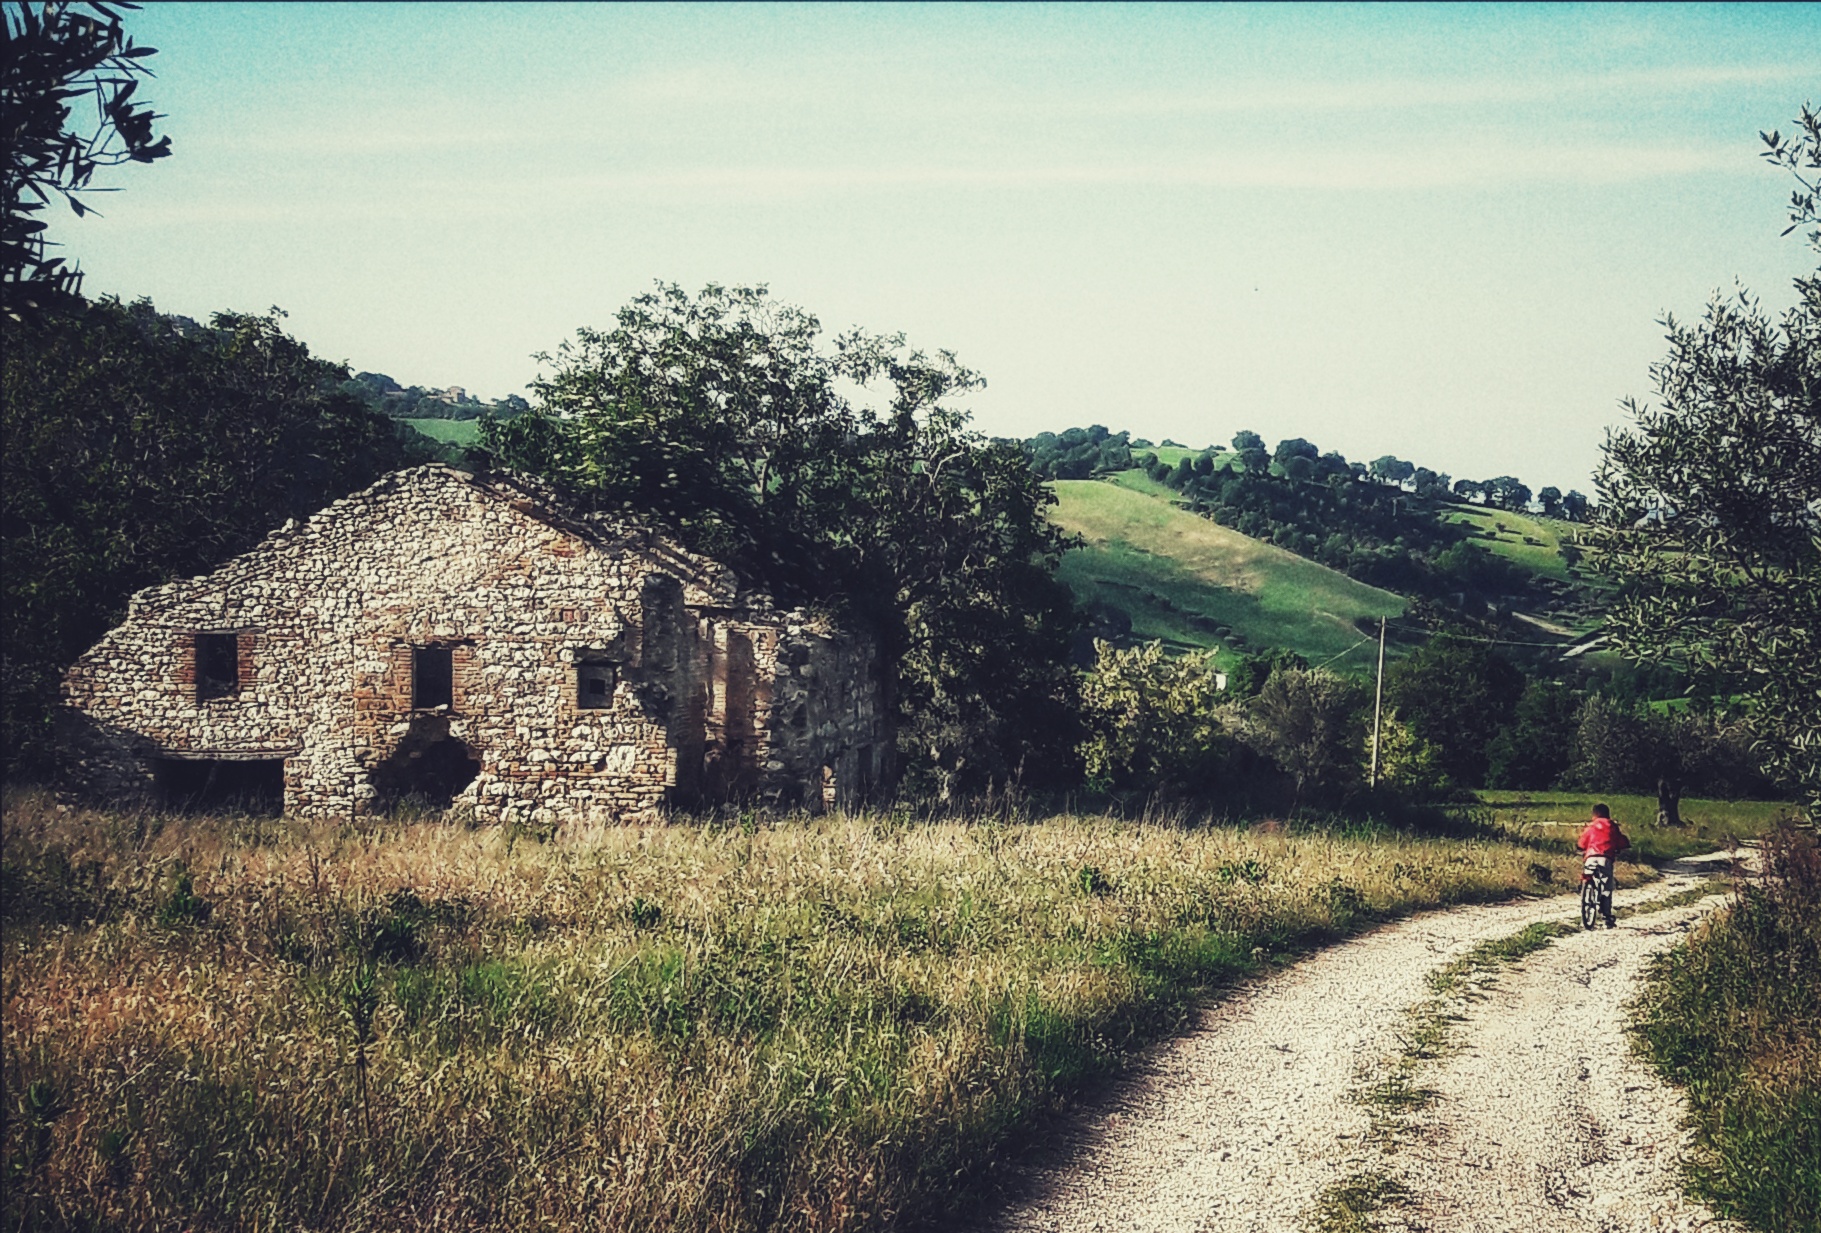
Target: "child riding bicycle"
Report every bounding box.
[1576,803,1630,928]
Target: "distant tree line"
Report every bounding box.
[343,370,530,421]
[1080,631,1778,821]
[1162,435,1568,605]
[1025,425,1142,478]
[1023,426,1600,616]
[1028,424,1590,520]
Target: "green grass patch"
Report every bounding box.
[399,417,483,445]
[1444,506,1578,582]
[1428,919,1576,996]
[1051,479,1404,669]
[1136,445,1229,468]
[1101,467,1191,502]
[1305,1169,1416,1233]
[1631,825,1821,1232]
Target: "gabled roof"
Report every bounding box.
[125,464,773,618]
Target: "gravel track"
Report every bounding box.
[979,853,1742,1233]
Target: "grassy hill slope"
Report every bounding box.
[400,417,483,446]
[1445,505,1576,581]
[1050,479,1405,669]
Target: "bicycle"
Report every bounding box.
[1580,858,1614,930]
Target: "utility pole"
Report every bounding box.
[1369,616,1387,788]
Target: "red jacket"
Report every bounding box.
[1577,816,1630,857]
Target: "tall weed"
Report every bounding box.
[1633,824,1821,1231]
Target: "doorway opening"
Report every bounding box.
[369,716,480,814]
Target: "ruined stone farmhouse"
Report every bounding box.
[61,465,889,824]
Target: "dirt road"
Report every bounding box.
[981,853,1742,1233]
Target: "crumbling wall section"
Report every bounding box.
[759,615,890,812]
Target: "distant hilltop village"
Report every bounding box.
[344,371,531,422]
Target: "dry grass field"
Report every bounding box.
[3,790,1661,1232]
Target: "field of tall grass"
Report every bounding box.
[0,787,1636,1233]
[1631,823,1821,1232]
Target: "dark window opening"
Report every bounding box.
[577,661,617,709]
[413,645,453,709]
[154,758,283,816]
[196,633,240,701]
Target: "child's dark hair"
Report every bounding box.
[1592,802,1611,819]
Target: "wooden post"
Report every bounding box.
[1369,616,1387,788]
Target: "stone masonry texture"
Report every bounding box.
[61,466,889,825]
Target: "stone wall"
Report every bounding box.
[61,466,890,825]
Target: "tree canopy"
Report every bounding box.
[1383,635,1527,787]
[481,283,1081,793]
[2,1,172,320]
[1590,103,1821,808]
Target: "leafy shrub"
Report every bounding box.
[1369,711,1450,797]
[1241,667,1367,808]
[1078,640,1235,795]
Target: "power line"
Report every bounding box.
[1381,620,1596,649]
[1310,635,1375,670]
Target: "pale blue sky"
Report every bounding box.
[59,3,1819,492]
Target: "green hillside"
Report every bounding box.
[400,417,483,446]
[1445,506,1576,581]
[1142,444,1232,467]
[1050,479,1405,670]
[1101,467,1185,501]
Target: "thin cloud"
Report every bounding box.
[1074,62,1818,118]
[209,59,1816,160]
[104,138,1743,227]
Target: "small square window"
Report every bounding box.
[577,662,616,709]
[196,633,239,701]
[413,645,454,709]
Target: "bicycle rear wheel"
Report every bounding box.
[1581,878,1600,930]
